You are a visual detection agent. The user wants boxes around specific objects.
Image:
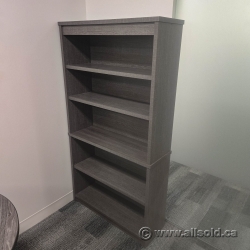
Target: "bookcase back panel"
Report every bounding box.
[92,107,148,142]
[92,74,150,104]
[96,181,145,214]
[63,35,153,70]
[90,36,153,70]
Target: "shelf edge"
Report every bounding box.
[69,132,150,168]
[66,65,152,80]
[68,95,149,121]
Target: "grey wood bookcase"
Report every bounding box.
[58,16,184,246]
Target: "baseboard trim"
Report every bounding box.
[20,191,73,234]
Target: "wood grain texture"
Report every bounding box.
[59,26,72,134]
[145,153,170,230]
[95,148,146,180]
[69,126,148,167]
[65,69,92,96]
[59,27,93,196]
[68,101,92,133]
[147,22,183,164]
[71,139,94,166]
[93,107,149,143]
[0,195,19,250]
[75,183,144,238]
[59,26,81,199]
[62,23,154,36]
[69,92,149,120]
[74,156,146,205]
[66,64,151,80]
[89,35,153,70]
[70,138,95,195]
[59,17,184,246]
[58,16,184,26]
[62,33,93,133]
[62,36,90,65]
[92,74,151,104]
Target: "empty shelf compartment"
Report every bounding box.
[74,156,146,205]
[70,126,148,167]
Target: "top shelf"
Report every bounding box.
[66,63,152,80]
[58,16,185,26]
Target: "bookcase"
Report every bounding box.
[59,16,184,246]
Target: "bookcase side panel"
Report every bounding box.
[59,27,94,197]
[59,27,92,133]
[71,138,95,195]
[144,154,170,230]
[147,23,183,164]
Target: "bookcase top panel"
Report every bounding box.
[58,16,184,26]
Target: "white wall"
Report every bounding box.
[0,0,86,233]
[172,0,250,188]
[0,0,176,234]
[85,0,173,20]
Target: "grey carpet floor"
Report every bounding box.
[15,162,250,250]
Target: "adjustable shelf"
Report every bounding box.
[59,16,184,247]
[69,92,149,120]
[66,63,152,80]
[70,126,148,166]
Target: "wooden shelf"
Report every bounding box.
[74,156,146,205]
[66,63,152,80]
[75,183,144,236]
[69,92,149,120]
[70,126,148,167]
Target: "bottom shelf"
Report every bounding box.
[75,182,145,237]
